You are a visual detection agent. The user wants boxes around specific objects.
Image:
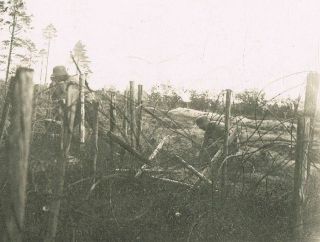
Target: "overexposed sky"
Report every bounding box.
[9,0,320,95]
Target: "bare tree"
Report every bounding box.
[43,24,57,85]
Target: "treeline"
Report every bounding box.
[145,83,300,120]
[0,0,91,88]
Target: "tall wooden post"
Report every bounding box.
[3,68,33,242]
[136,84,143,150]
[305,73,320,176]
[109,92,116,168]
[92,101,99,183]
[79,73,85,146]
[292,72,319,240]
[221,89,232,202]
[45,99,67,242]
[120,91,128,164]
[129,81,135,147]
[123,90,128,137]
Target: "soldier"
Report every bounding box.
[196,115,240,163]
[50,66,70,85]
[49,66,97,149]
[195,115,224,162]
[49,66,74,116]
[49,65,95,124]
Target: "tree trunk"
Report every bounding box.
[44,39,51,85]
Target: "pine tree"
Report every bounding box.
[42,24,57,85]
[0,0,36,89]
[72,40,91,74]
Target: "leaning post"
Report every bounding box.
[92,101,99,183]
[221,89,232,203]
[119,91,129,165]
[129,81,136,148]
[136,84,143,150]
[79,73,86,147]
[109,92,116,168]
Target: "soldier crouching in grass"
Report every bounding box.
[195,115,224,163]
[195,115,239,164]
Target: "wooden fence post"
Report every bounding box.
[109,92,116,168]
[221,89,232,202]
[45,99,67,242]
[120,91,128,164]
[123,90,128,137]
[292,72,319,240]
[79,73,85,146]
[136,84,143,150]
[3,68,33,242]
[305,73,320,176]
[92,101,99,183]
[129,81,136,147]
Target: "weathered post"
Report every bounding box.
[119,91,128,164]
[305,73,320,176]
[123,90,128,137]
[129,81,135,147]
[136,84,143,150]
[221,89,232,202]
[109,92,116,168]
[3,68,33,242]
[45,99,66,242]
[79,73,86,146]
[292,72,319,240]
[92,101,99,183]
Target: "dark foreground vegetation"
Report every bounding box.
[0,73,319,241]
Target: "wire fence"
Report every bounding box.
[23,71,320,240]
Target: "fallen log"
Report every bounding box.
[149,176,193,188]
[168,107,296,132]
[142,106,200,146]
[135,135,169,177]
[116,168,179,174]
[174,155,212,185]
[107,131,151,165]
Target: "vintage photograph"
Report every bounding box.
[0,0,319,241]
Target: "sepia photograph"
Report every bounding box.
[0,0,320,241]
